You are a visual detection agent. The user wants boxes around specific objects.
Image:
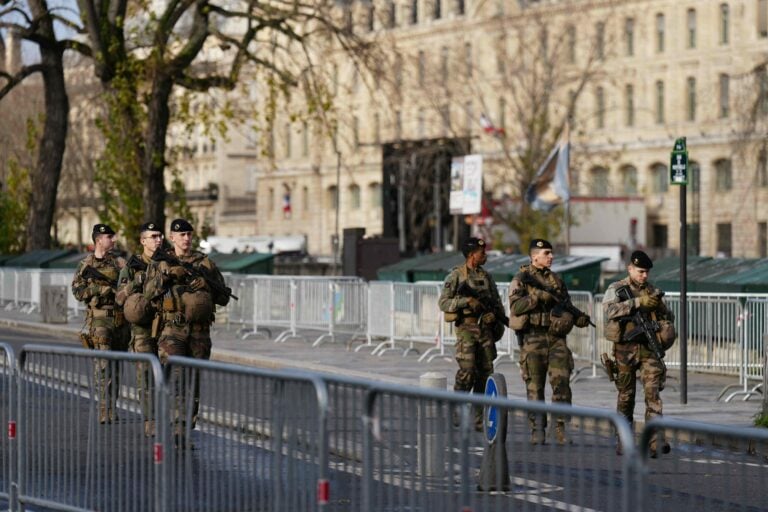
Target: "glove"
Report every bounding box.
[575,315,591,328]
[189,277,207,292]
[466,297,482,311]
[638,295,660,312]
[481,312,496,325]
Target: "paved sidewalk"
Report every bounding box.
[0,308,763,430]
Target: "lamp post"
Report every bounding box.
[333,148,341,275]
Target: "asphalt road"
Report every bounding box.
[0,325,767,512]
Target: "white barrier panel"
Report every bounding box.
[363,282,395,353]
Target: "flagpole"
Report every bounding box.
[564,122,571,255]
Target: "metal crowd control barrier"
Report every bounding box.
[164,356,329,512]
[362,381,637,512]
[639,417,768,511]
[15,345,165,512]
[361,281,395,354]
[0,343,15,511]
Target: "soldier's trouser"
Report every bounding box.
[131,331,158,421]
[519,331,574,429]
[158,321,212,435]
[90,316,129,422]
[614,343,665,424]
[454,324,496,423]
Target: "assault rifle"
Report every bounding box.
[615,286,666,362]
[127,255,147,272]
[81,266,117,287]
[152,248,238,302]
[518,273,595,327]
[456,281,510,328]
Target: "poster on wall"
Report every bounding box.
[461,154,483,215]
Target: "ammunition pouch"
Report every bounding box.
[90,308,114,319]
[548,309,575,337]
[509,313,529,331]
[124,293,154,325]
[527,310,551,327]
[600,352,618,382]
[604,320,621,342]
[443,312,458,323]
[181,290,214,323]
[658,320,677,351]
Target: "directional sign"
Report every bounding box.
[483,373,507,444]
[670,137,688,185]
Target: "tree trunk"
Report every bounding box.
[142,77,173,229]
[24,8,68,251]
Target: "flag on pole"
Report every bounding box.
[479,113,505,137]
[525,125,570,211]
[282,191,292,217]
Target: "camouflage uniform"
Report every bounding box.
[438,263,503,427]
[72,253,129,423]
[602,277,672,427]
[116,254,157,434]
[144,250,229,441]
[509,264,575,441]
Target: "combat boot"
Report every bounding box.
[555,422,571,446]
[530,429,546,445]
[144,420,156,437]
[649,436,671,458]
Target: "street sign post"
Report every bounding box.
[670,137,689,404]
[478,373,509,491]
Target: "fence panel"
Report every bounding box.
[364,282,394,352]
[362,382,636,512]
[639,418,768,512]
[0,343,15,511]
[16,345,165,512]
[164,357,328,512]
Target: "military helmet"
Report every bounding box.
[123,293,153,325]
[182,290,214,322]
[461,237,486,258]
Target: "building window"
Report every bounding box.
[456,0,465,16]
[625,84,634,127]
[353,116,360,148]
[302,121,309,157]
[464,42,472,77]
[268,187,275,215]
[464,101,472,135]
[688,223,701,255]
[759,147,768,187]
[760,0,768,37]
[440,46,449,84]
[366,5,375,32]
[715,159,733,191]
[498,97,506,133]
[689,161,701,192]
[539,26,548,58]
[327,185,338,209]
[595,22,605,60]
[433,0,441,19]
[590,167,609,197]
[395,110,402,139]
[569,89,578,122]
[369,183,382,208]
[394,55,403,95]
[388,1,396,28]
[758,67,768,116]
[687,8,697,48]
[655,80,665,124]
[651,163,668,193]
[652,224,668,249]
[284,123,291,158]
[302,186,309,211]
[687,77,696,121]
[567,25,576,64]
[411,0,418,24]
[621,165,638,195]
[595,86,605,129]
[760,222,768,258]
[349,184,361,209]
[719,73,730,118]
[417,108,426,138]
[439,104,449,136]
[656,13,665,53]
[720,3,730,44]
[373,113,381,144]
[624,18,634,56]
[417,50,425,87]
[717,223,732,257]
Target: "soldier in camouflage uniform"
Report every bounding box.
[71,224,129,424]
[602,250,673,457]
[116,222,163,436]
[143,218,231,447]
[509,239,591,445]
[438,238,505,431]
